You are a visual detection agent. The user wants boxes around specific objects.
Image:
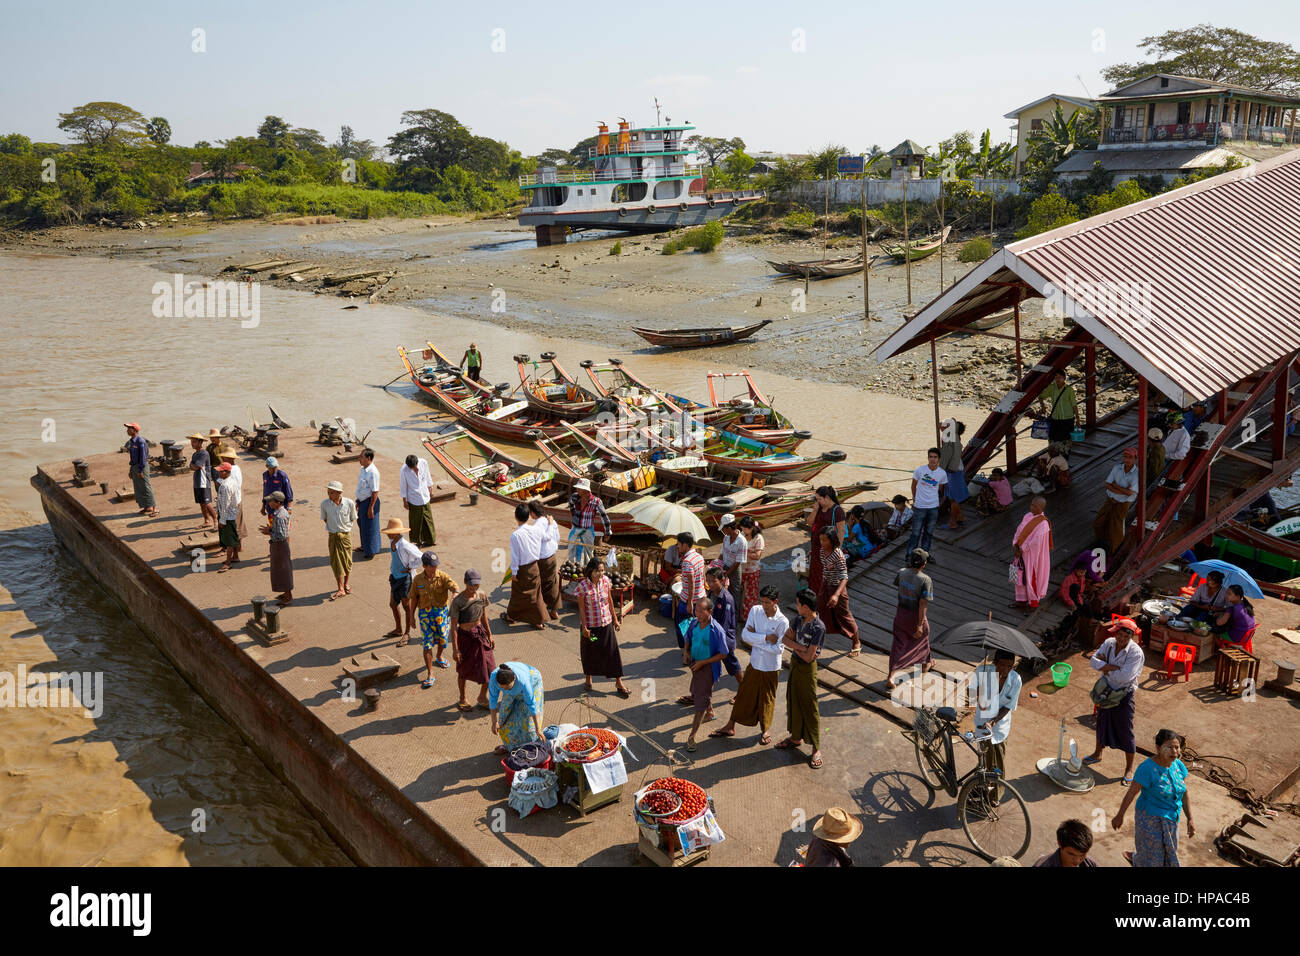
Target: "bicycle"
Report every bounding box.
[906,706,1032,861]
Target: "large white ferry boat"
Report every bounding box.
[519,119,764,245]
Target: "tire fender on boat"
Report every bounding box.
[618,206,627,217]
[707,198,717,208]
[679,202,689,211]
[820,450,848,462]
[706,496,737,513]
[647,205,656,214]
[793,429,813,440]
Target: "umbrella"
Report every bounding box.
[930,619,1046,663]
[1187,559,1264,599]
[609,497,710,543]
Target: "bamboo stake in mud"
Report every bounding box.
[861,171,868,320]
[903,172,911,305]
[930,331,941,447]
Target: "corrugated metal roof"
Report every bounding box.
[875,149,1300,405]
[1055,146,1238,174]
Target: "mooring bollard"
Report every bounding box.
[73,459,90,481]
[251,595,267,623]
[264,603,281,634]
[364,688,381,711]
[99,481,109,494]
[469,492,479,506]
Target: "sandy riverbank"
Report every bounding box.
[0,215,1130,414]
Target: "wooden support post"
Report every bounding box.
[861,172,869,321]
[1273,365,1289,462]
[1136,378,1147,545]
[903,173,911,305]
[1085,344,1097,428]
[930,333,941,448]
[1013,300,1023,387]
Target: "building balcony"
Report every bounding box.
[1103,122,1300,147]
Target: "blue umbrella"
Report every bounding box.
[1188,559,1264,599]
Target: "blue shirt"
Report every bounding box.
[677,617,730,681]
[128,434,149,471]
[709,586,736,638]
[263,469,294,506]
[1134,758,1188,821]
[488,661,543,715]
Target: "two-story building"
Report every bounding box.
[1054,73,1300,184]
[1004,93,1095,175]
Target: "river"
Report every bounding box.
[0,245,964,865]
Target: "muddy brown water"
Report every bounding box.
[0,247,970,865]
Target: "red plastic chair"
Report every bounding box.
[1217,625,1256,656]
[1162,642,1196,682]
[1179,574,1203,598]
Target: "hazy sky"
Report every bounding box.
[3,1,1296,156]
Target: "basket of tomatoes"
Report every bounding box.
[556,727,622,764]
[635,776,714,857]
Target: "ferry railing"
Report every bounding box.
[519,164,704,187]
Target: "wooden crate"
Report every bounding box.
[638,831,709,867]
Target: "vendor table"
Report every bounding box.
[557,759,623,816]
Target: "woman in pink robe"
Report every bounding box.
[1011,496,1053,609]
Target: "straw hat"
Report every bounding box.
[219,451,238,460]
[1148,428,1164,441]
[186,433,206,441]
[207,429,222,440]
[326,480,343,492]
[382,518,409,536]
[812,807,862,844]
[574,478,591,492]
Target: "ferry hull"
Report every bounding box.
[521,196,761,239]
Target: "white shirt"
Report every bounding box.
[1104,463,1139,502]
[1163,426,1190,462]
[913,466,948,509]
[392,536,422,574]
[319,496,357,534]
[532,516,559,560]
[972,664,1021,744]
[399,459,433,506]
[356,462,380,502]
[888,505,913,528]
[215,477,239,522]
[509,522,543,573]
[742,605,790,672]
[719,531,748,570]
[1089,637,1145,691]
[228,463,243,506]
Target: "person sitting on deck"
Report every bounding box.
[844,505,882,563]
[1146,428,1166,490]
[1059,553,1100,614]
[884,495,913,540]
[975,468,1014,516]
[1177,570,1228,623]
[1213,585,1256,651]
[657,537,682,588]
[1034,444,1071,491]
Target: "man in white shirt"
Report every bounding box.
[400,454,437,548]
[214,463,240,571]
[505,503,547,629]
[1092,447,1139,553]
[1083,618,1145,785]
[972,650,1022,799]
[218,451,244,560]
[528,499,561,621]
[319,479,358,599]
[907,448,947,560]
[713,584,790,744]
[356,448,382,560]
[385,517,422,642]
[718,514,749,638]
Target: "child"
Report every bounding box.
[844,505,881,563]
[884,495,913,540]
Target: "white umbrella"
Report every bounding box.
[611,497,710,543]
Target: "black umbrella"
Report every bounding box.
[931,618,1046,663]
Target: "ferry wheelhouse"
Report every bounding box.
[519,119,764,245]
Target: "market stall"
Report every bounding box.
[633,776,724,867]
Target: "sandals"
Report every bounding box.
[686,740,698,752]
[1121,775,1134,787]
[848,646,862,658]
[456,702,474,712]
[775,737,800,750]
[434,659,450,668]
[420,678,435,689]
[675,694,693,706]
[759,733,772,745]
[708,729,735,739]
[1082,755,1102,765]
[809,753,824,769]
[615,686,631,699]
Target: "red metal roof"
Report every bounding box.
[876,149,1300,405]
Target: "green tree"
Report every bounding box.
[718,149,755,185]
[0,133,33,155]
[333,125,375,160]
[145,117,171,145]
[1015,191,1080,239]
[57,101,148,147]
[536,147,575,168]
[387,109,474,171]
[1085,179,1148,216]
[291,127,328,154]
[685,135,745,169]
[256,115,291,147]
[809,143,847,180]
[1101,24,1300,94]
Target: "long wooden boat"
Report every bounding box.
[631,420,839,483]
[399,346,587,442]
[631,319,771,349]
[424,426,872,535]
[705,369,806,450]
[768,254,862,279]
[514,351,606,419]
[581,359,735,427]
[880,225,951,262]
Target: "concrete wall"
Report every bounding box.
[32,469,476,867]
[789,177,1020,206]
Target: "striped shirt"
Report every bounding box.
[821,548,848,585]
[568,491,611,536]
[679,548,706,606]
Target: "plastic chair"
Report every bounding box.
[1162,642,1196,682]
[1179,573,1203,597]
[1217,625,1256,656]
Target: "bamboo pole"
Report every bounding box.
[931,332,941,448]
[861,170,868,320]
[822,169,830,263]
[937,192,944,292]
[903,170,911,305]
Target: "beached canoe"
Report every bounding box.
[705,369,807,450]
[581,358,734,427]
[880,225,952,262]
[769,254,863,279]
[631,320,771,349]
[514,351,606,419]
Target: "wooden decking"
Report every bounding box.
[844,408,1142,658]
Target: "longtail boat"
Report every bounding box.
[514,351,606,419]
[880,225,952,262]
[423,426,872,534]
[768,254,861,279]
[581,358,736,429]
[704,369,806,450]
[399,345,587,441]
[631,320,771,349]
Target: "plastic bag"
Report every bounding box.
[605,546,618,568]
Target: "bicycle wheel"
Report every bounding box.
[913,729,953,793]
[957,772,1032,861]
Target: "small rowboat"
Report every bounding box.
[631,320,771,349]
[768,254,862,279]
[705,370,806,450]
[514,351,605,419]
[880,225,951,262]
[581,358,734,427]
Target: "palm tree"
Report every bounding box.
[1029,105,1101,168]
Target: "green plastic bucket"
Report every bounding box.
[1051,662,1072,687]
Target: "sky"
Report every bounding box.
[3,0,1297,157]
